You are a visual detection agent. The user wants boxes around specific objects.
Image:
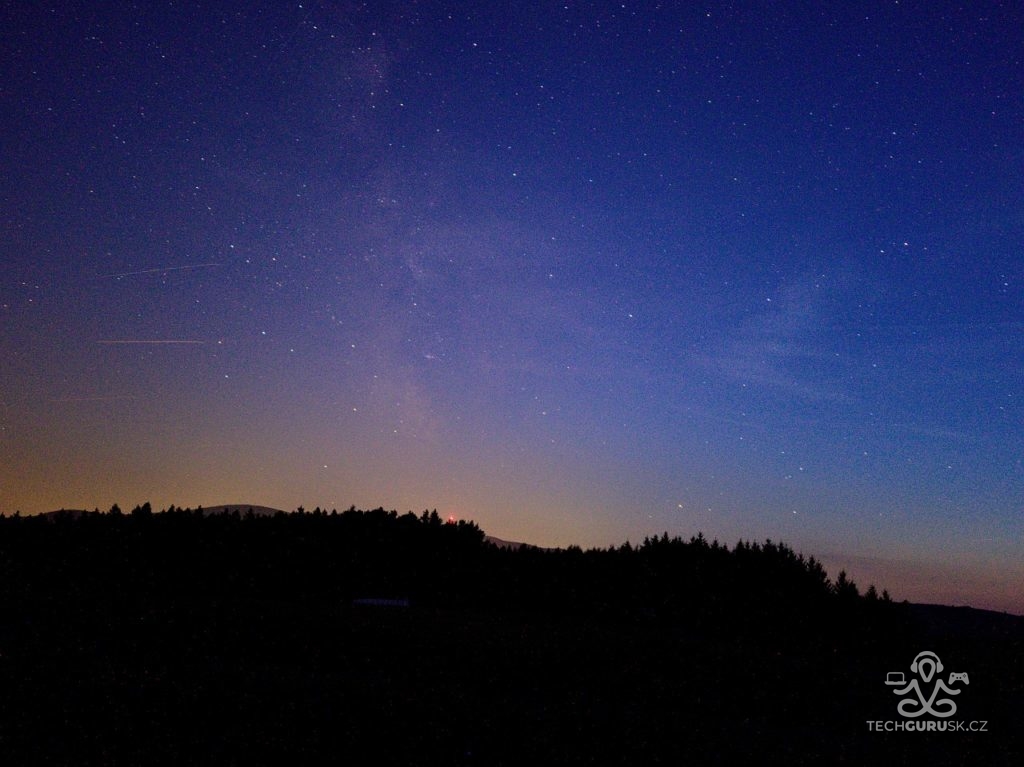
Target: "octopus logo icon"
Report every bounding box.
[886,651,968,718]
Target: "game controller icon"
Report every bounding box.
[948,672,969,685]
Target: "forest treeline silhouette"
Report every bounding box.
[0,503,894,630]
[3,504,1021,766]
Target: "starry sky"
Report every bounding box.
[2,1,1022,611]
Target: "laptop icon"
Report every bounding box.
[885,671,905,685]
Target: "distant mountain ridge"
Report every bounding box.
[909,602,1024,635]
[40,507,533,536]
[484,535,529,549]
[38,504,289,518]
[43,509,523,535]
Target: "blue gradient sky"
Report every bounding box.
[2,1,1021,611]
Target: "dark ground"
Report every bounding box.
[0,509,1020,765]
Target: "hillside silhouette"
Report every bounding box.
[0,505,1020,765]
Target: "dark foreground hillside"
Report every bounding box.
[0,506,1020,765]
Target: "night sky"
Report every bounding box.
[2,1,1022,612]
